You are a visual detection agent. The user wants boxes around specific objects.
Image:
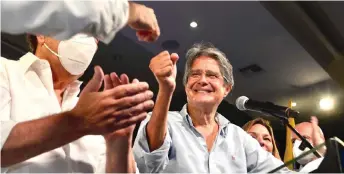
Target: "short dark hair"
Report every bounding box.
[26,34,38,54]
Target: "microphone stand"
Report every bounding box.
[262,108,322,158]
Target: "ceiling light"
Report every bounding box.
[319,97,334,111]
[291,102,297,107]
[190,21,198,28]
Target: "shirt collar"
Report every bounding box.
[180,104,230,137]
[19,52,83,93]
[19,52,50,74]
[67,80,83,95]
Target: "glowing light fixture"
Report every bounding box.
[319,97,334,111]
[190,21,198,28]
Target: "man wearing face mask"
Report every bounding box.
[1,0,160,43]
[0,33,154,173]
[292,116,326,172]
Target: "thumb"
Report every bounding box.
[81,66,104,94]
[310,116,319,131]
[170,53,179,65]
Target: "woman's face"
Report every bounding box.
[248,124,274,153]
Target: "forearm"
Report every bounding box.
[1,0,129,44]
[1,111,84,167]
[146,88,173,151]
[105,136,136,173]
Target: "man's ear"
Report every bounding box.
[36,35,45,45]
[224,84,232,97]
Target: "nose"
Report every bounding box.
[257,137,265,147]
[197,74,208,86]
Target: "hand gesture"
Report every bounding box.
[103,72,154,139]
[70,66,154,136]
[149,51,179,92]
[128,2,160,42]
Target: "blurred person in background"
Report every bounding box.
[292,116,326,172]
[243,118,281,160]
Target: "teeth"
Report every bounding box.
[194,89,211,93]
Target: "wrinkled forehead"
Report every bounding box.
[190,56,221,71]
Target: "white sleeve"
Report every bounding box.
[95,155,141,173]
[242,129,291,173]
[0,0,129,44]
[0,58,15,150]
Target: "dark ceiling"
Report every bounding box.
[1,1,343,156]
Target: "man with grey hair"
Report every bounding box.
[133,43,290,173]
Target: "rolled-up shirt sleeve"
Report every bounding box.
[133,113,172,173]
[0,0,129,44]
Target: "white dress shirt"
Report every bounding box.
[0,53,106,173]
[1,0,129,44]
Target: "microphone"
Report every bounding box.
[236,96,321,160]
[235,96,299,118]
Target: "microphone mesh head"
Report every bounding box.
[235,96,249,111]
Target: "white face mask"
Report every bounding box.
[293,139,316,165]
[44,33,98,75]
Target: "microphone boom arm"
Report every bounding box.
[235,96,321,158]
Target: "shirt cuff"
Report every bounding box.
[133,121,172,172]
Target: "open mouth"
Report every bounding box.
[194,89,213,93]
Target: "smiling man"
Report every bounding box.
[133,43,290,173]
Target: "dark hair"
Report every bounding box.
[242,118,281,160]
[26,34,38,54]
